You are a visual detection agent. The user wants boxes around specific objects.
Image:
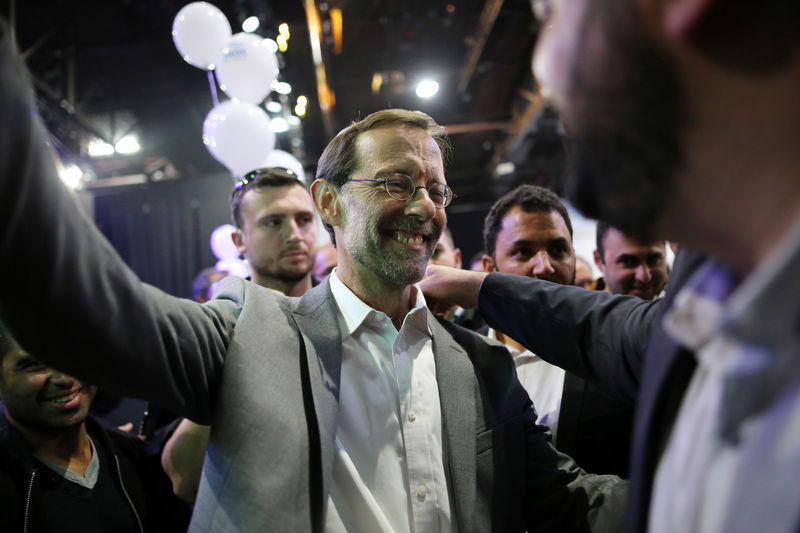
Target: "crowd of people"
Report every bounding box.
[2,0,800,531]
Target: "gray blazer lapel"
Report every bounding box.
[429,314,477,533]
[293,279,343,513]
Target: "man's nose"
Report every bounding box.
[635,264,652,282]
[531,251,555,278]
[284,219,302,242]
[47,369,76,388]
[404,187,437,221]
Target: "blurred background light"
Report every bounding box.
[415,79,440,98]
[88,140,115,157]
[242,16,260,33]
[114,135,141,155]
[274,81,292,95]
[270,117,289,132]
[60,164,84,189]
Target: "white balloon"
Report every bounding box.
[216,33,279,104]
[215,258,250,278]
[172,2,231,70]
[262,149,306,183]
[210,224,239,260]
[202,100,275,177]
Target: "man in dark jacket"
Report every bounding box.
[0,324,188,532]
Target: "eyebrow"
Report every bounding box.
[511,237,569,248]
[13,354,43,370]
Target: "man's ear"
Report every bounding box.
[453,248,463,270]
[232,228,246,255]
[481,254,496,273]
[593,249,605,274]
[311,179,342,229]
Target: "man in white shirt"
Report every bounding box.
[479,184,634,476]
[0,35,625,533]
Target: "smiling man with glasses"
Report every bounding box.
[0,54,625,533]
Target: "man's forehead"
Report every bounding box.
[504,207,570,235]
[244,184,313,212]
[605,228,664,253]
[355,126,443,167]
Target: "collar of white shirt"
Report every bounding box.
[328,267,432,338]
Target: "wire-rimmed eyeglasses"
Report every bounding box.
[350,173,456,208]
[236,167,300,190]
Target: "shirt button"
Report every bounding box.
[407,412,417,423]
[416,486,428,501]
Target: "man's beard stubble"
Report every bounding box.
[342,195,443,288]
[562,0,686,243]
[253,256,311,284]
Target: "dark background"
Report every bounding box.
[8,0,568,297]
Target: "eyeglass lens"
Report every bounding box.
[384,174,451,207]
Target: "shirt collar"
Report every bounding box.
[328,268,431,338]
[723,215,800,349]
[663,260,739,351]
[665,215,800,352]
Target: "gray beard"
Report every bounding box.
[348,233,431,288]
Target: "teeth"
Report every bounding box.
[49,391,79,404]
[394,232,423,245]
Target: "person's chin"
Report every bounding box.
[628,288,653,299]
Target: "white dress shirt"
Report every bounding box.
[487,328,565,440]
[649,218,800,533]
[325,269,455,533]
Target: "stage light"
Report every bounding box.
[115,135,141,155]
[415,79,439,98]
[88,140,114,157]
[242,16,260,33]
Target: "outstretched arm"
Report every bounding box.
[420,265,659,401]
[0,22,237,422]
[479,273,661,401]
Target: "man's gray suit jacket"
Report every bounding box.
[0,23,624,533]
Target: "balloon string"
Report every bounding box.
[207,70,219,107]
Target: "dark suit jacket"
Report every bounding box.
[478,249,708,532]
[556,373,633,477]
[481,324,635,477]
[0,24,626,533]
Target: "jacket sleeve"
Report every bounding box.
[0,20,235,423]
[478,273,662,402]
[524,413,628,533]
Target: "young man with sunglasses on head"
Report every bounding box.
[229,168,317,297]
